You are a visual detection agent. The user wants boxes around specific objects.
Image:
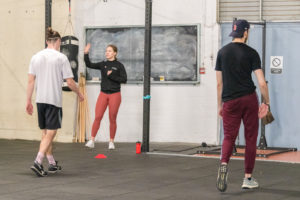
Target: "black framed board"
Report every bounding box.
[85,25,200,83]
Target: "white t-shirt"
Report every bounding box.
[28,48,74,108]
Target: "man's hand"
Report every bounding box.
[218,106,223,118]
[78,92,84,102]
[66,78,85,102]
[26,74,35,115]
[258,103,269,119]
[26,101,33,115]
[107,70,112,76]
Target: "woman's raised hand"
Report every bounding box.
[84,43,91,54]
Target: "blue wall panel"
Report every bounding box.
[219,23,300,149]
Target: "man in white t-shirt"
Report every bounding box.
[26,28,84,177]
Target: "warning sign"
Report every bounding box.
[270,56,283,74]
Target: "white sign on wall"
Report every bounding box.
[270,56,283,74]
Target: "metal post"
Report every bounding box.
[142,0,152,152]
[258,20,267,149]
[45,0,52,47]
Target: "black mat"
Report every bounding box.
[0,139,299,200]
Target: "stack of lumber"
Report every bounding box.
[73,73,91,143]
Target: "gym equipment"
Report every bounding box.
[60,0,79,91]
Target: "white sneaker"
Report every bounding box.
[85,140,95,148]
[108,142,115,150]
[242,177,259,189]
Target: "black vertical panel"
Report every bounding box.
[142,0,152,153]
[258,21,267,149]
[45,0,52,47]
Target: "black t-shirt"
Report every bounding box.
[84,54,127,94]
[215,42,261,102]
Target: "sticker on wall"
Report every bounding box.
[270,56,283,74]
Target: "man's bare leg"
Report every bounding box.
[31,130,57,177]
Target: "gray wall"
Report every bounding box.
[220,23,300,149]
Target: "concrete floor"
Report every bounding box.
[0,139,299,200]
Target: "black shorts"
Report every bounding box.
[37,103,63,130]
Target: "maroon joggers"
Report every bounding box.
[221,92,259,174]
[91,92,121,139]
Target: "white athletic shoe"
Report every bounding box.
[108,142,115,150]
[85,140,95,148]
[242,177,259,189]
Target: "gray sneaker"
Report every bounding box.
[242,177,259,189]
[216,164,228,192]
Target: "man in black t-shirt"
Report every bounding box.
[215,19,271,192]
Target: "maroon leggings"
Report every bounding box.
[91,92,121,139]
[221,92,259,174]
